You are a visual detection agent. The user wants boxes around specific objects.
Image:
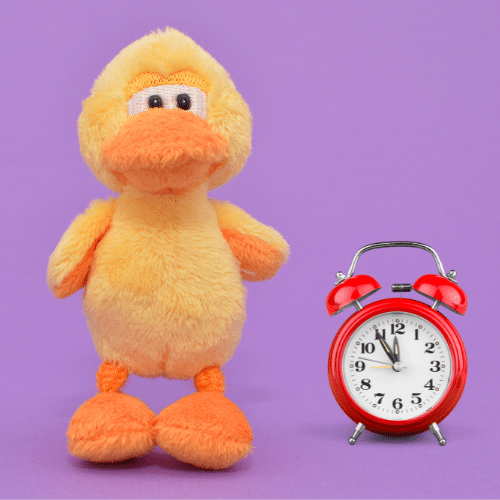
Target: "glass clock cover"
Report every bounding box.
[342,311,452,421]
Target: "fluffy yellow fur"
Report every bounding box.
[78,28,251,193]
[84,185,247,379]
[51,188,290,380]
[47,198,115,297]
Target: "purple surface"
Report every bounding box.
[1,0,499,498]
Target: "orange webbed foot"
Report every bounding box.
[67,392,156,463]
[154,367,253,470]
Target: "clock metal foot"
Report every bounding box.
[429,422,446,446]
[349,422,366,445]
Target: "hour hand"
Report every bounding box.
[393,336,400,362]
[375,330,397,364]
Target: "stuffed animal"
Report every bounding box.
[47,28,289,470]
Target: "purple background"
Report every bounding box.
[1,1,499,498]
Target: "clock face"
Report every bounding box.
[342,311,452,421]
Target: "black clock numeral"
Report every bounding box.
[361,342,375,354]
[424,379,435,390]
[374,328,386,340]
[411,393,422,404]
[355,361,365,372]
[391,323,405,335]
[430,360,441,372]
[425,342,435,354]
[414,329,419,340]
[374,393,385,404]
[360,379,371,390]
[392,398,403,410]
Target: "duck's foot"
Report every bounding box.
[154,391,253,470]
[67,392,156,463]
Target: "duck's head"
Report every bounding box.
[78,28,251,195]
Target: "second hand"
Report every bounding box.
[358,356,391,365]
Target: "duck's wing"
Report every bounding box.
[211,199,290,282]
[47,198,115,298]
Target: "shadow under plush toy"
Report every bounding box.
[47,28,289,470]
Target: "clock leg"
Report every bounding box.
[348,422,366,445]
[429,422,446,446]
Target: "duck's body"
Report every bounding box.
[85,186,246,379]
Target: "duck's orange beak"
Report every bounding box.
[102,108,228,194]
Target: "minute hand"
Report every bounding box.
[375,331,397,364]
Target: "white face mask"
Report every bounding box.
[128,84,208,120]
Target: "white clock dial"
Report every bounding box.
[342,311,452,421]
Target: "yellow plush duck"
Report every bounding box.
[47,28,289,470]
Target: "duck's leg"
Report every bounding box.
[67,362,156,462]
[154,366,253,470]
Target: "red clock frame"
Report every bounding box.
[328,298,467,436]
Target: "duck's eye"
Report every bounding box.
[148,94,163,108]
[176,93,191,110]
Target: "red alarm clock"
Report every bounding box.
[326,242,467,446]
